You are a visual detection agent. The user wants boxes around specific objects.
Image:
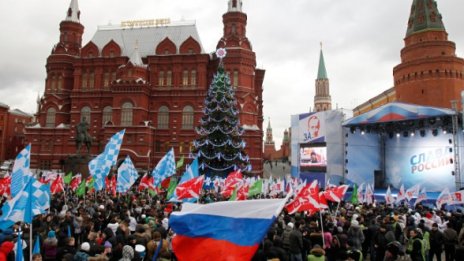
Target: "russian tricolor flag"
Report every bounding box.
[169,198,288,261]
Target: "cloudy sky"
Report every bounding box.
[1,0,463,147]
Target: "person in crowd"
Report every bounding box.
[443,222,458,261]
[307,244,326,261]
[406,228,425,261]
[42,230,58,261]
[429,222,444,261]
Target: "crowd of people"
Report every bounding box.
[0,182,464,261]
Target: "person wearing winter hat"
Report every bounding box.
[0,241,15,260]
[308,244,326,261]
[73,242,90,261]
[135,244,145,260]
[119,245,134,261]
[43,231,58,261]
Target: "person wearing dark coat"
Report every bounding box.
[56,237,77,260]
[443,222,458,261]
[288,223,304,261]
[373,224,388,261]
[429,223,444,261]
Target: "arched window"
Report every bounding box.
[80,106,91,123]
[158,106,169,129]
[102,106,112,125]
[121,102,133,126]
[182,105,194,129]
[46,108,56,127]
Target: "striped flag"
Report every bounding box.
[414,188,427,206]
[0,177,50,229]
[88,130,125,191]
[152,148,176,187]
[170,198,288,261]
[116,156,138,193]
[385,186,395,205]
[10,144,32,197]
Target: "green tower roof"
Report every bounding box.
[317,48,328,80]
[406,0,446,37]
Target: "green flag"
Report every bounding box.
[176,156,185,169]
[167,177,178,199]
[148,188,157,197]
[76,181,86,197]
[229,186,238,201]
[86,177,94,190]
[248,180,263,198]
[63,172,72,185]
[351,183,358,205]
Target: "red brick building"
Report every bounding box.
[25,0,265,174]
[354,0,464,115]
[0,102,33,162]
[263,119,290,161]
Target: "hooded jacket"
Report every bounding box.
[0,241,14,261]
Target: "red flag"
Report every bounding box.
[285,180,321,214]
[176,175,204,200]
[105,176,116,196]
[51,175,64,194]
[323,185,349,203]
[0,176,11,196]
[139,174,155,191]
[161,177,171,189]
[70,175,82,191]
[221,171,243,197]
[39,176,49,184]
[237,184,249,201]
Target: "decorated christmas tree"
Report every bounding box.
[192,48,251,176]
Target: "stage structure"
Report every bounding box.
[290,110,345,186]
[343,102,464,192]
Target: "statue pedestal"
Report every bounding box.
[64,154,92,179]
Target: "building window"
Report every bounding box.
[233,70,239,87]
[166,71,172,86]
[155,140,161,152]
[157,106,169,129]
[46,108,56,127]
[182,70,189,86]
[121,102,133,126]
[82,72,88,89]
[49,75,56,90]
[191,70,197,86]
[89,71,95,89]
[158,71,165,86]
[57,76,63,90]
[112,72,117,83]
[182,105,194,129]
[179,142,184,153]
[80,106,91,123]
[102,106,112,125]
[103,72,110,88]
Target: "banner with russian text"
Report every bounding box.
[385,131,454,192]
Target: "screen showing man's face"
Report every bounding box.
[308,117,320,138]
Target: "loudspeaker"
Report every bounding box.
[374,170,385,189]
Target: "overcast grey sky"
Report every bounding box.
[0,0,463,147]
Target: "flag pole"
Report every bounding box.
[29,222,33,260]
[319,211,325,249]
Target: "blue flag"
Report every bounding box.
[11,144,32,198]
[0,177,51,230]
[117,156,138,193]
[32,235,40,255]
[89,129,125,191]
[16,231,23,261]
[152,148,176,187]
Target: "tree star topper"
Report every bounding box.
[216,48,227,59]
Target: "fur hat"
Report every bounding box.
[80,242,90,252]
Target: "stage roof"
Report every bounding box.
[343,102,456,126]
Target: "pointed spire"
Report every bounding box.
[129,40,145,67]
[267,117,272,130]
[317,42,328,80]
[65,0,80,23]
[228,0,243,12]
[406,0,445,37]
